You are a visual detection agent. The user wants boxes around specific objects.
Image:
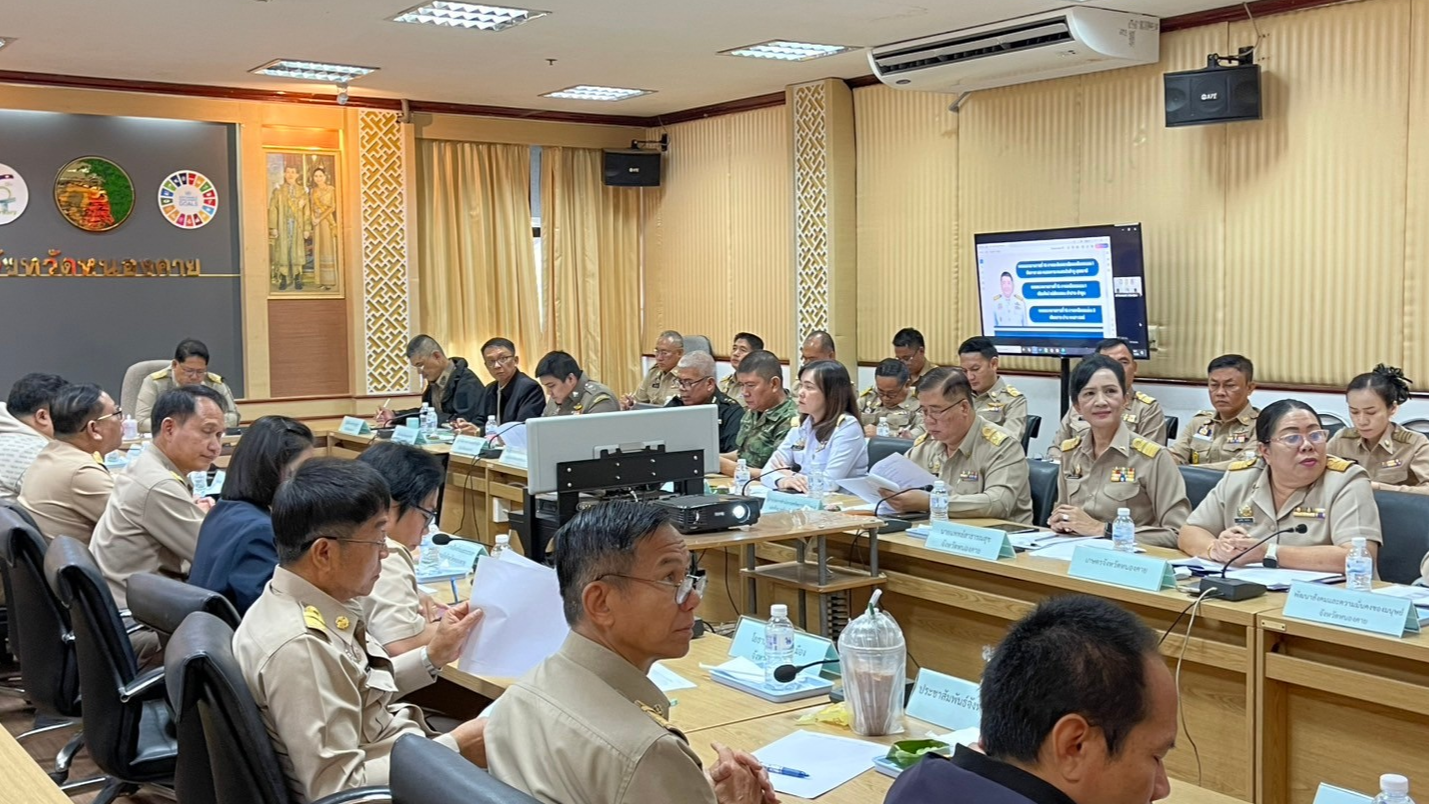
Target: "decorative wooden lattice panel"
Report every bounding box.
[359,109,413,394]
[792,83,830,338]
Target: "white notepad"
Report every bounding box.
[752,730,882,798]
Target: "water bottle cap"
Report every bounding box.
[1352,536,1367,548]
[496,534,510,545]
[932,480,946,491]
[878,416,888,423]
[1117,507,1131,517]
[770,604,788,618]
[1382,774,1409,795]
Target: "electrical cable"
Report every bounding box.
[1174,589,1212,786]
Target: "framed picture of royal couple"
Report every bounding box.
[264,148,344,298]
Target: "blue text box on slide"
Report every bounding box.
[1029,306,1103,325]
[906,669,981,731]
[1023,280,1101,300]
[1016,259,1099,278]
[1068,546,1176,592]
[1282,582,1421,638]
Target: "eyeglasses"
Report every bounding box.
[655,349,680,359]
[483,355,516,369]
[601,572,708,605]
[676,377,713,391]
[303,534,390,551]
[94,407,124,422]
[412,504,438,527]
[1272,429,1330,448]
[918,400,966,420]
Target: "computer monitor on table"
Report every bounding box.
[525,405,720,494]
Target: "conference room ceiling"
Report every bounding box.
[2,0,1235,117]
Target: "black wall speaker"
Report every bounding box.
[1164,63,1262,127]
[603,150,662,187]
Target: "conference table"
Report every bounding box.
[0,727,72,804]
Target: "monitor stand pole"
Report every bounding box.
[1059,356,1073,419]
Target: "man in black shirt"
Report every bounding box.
[377,335,484,427]
[664,351,742,454]
[469,338,545,433]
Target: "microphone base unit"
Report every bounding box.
[877,518,913,535]
[1198,577,1266,601]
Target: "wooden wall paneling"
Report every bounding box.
[268,299,351,397]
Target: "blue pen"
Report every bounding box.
[765,765,810,779]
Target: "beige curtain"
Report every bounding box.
[541,147,642,394]
[416,140,543,365]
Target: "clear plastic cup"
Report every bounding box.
[837,590,906,736]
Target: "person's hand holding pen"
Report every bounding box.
[374,398,393,427]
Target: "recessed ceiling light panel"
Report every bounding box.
[391,2,549,31]
[250,59,379,83]
[540,85,653,102]
[720,40,856,62]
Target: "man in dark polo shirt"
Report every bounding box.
[886,595,1178,804]
[665,351,742,454]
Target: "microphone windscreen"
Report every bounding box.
[773,664,799,683]
[1294,524,1308,534]
[431,533,454,545]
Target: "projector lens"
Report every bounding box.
[731,504,747,519]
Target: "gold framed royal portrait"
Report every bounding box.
[265,148,343,298]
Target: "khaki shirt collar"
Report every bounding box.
[147,444,191,490]
[1074,420,1133,461]
[950,415,993,459]
[1249,465,1312,519]
[435,361,456,389]
[1374,425,1398,454]
[562,631,672,719]
[1219,402,1257,426]
[270,566,366,654]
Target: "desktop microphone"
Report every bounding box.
[430,533,486,547]
[1197,523,1308,601]
[773,658,841,683]
[872,485,936,534]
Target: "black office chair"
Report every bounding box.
[127,573,241,644]
[164,612,388,804]
[866,436,915,467]
[392,734,536,804]
[1165,416,1179,443]
[1320,412,1347,437]
[1373,490,1429,585]
[45,535,178,804]
[1021,416,1042,456]
[1028,460,1060,528]
[1179,465,1225,510]
[1402,418,1429,437]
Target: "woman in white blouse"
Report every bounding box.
[761,359,868,491]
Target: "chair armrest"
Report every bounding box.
[314,787,390,804]
[118,668,166,704]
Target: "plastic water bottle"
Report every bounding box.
[485,415,498,439]
[492,533,510,558]
[929,480,949,522]
[764,604,797,690]
[1112,507,1136,552]
[812,470,829,502]
[733,459,751,492]
[1373,774,1415,804]
[189,471,209,503]
[423,405,437,436]
[876,417,891,438]
[1346,537,1374,592]
[418,522,441,574]
[121,415,138,441]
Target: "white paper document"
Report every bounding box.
[1029,537,1142,561]
[648,662,697,692]
[931,726,982,748]
[1373,584,1429,606]
[753,730,883,798]
[490,422,527,453]
[1009,533,1095,551]
[836,476,897,506]
[866,453,940,492]
[458,551,569,678]
[1222,567,1343,588]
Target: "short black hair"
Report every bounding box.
[223,416,315,509]
[958,336,998,360]
[1094,337,1133,356]
[874,358,910,385]
[151,384,225,435]
[535,351,582,382]
[405,334,444,360]
[174,338,210,363]
[1207,354,1254,384]
[1347,364,1412,408]
[981,595,1158,762]
[1000,271,1014,282]
[892,328,925,350]
[1255,398,1318,445]
[1070,353,1127,403]
[358,441,444,515]
[917,366,973,405]
[481,338,516,356]
[804,330,835,354]
[733,332,765,352]
[272,458,390,565]
[6,373,68,418]
[50,383,106,437]
[555,502,675,625]
[734,350,782,382]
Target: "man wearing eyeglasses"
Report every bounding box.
[135,338,241,433]
[665,351,743,453]
[235,458,489,802]
[19,383,123,546]
[858,359,925,439]
[487,502,775,804]
[355,442,447,655]
[622,330,684,409]
[892,328,937,388]
[470,337,545,432]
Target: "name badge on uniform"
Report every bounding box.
[1109,467,1136,483]
[1122,412,1140,424]
[1228,432,1250,445]
[1234,503,1255,528]
[1193,425,1213,442]
[1292,507,1327,520]
[1065,465,1084,480]
[1382,458,1404,468]
[958,470,980,482]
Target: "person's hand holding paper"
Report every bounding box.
[458,550,570,678]
[426,601,485,667]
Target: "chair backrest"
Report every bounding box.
[1402,418,1429,437]
[866,436,915,468]
[122,359,170,421]
[1021,415,1042,454]
[1373,489,1429,585]
[392,734,538,804]
[1165,416,1180,443]
[128,573,241,641]
[165,612,291,804]
[1319,412,1347,437]
[0,505,81,719]
[682,335,713,357]
[1028,460,1059,528]
[1179,465,1224,510]
[44,535,148,776]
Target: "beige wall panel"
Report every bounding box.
[728,106,795,359]
[1223,0,1411,386]
[853,86,961,364]
[414,113,639,148]
[1402,0,1429,382]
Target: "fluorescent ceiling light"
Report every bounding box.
[250,59,378,83]
[720,40,856,62]
[391,2,549,31]
[540,85,653,102]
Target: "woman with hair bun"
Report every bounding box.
[1328,364,1429,493]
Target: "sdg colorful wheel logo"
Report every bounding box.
[157,170,218,230]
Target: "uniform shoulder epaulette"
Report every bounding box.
[1339,427,1359,440]
[1326,456,1353,472]
[1004,385,1022,398]
[1135,390,1155,404]
[1060,436,1082,452]
[838,413,858,426]
[913,433,929,447]
[1197,409,1216,418]
[302,605,327,634]
[1393,427,1418,443]
[149,368,169,380]
[789,414,801,426]
[587,392,611,406]
[637,701,671,729]
[1131,436,1161,458]
[207,372,223,383]
[982,425,1008,446]
[1228,458,1258,471]
[862,386,874,396]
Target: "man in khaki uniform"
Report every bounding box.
[234,458,487,803]
[1053,430,1190,548]
[859,359,925,439]
[624,330,683,408]
[486,502,772,804]
[535,351,618,416]
[719,332,763,408]
[1047,338,1167,461]
[19,383,124,545]
[135,338,241,432]
[1169,354,1259,470]
[958,336,1028,441]
[90,385,226,607]
[879,368,1032,523]
[720,350,797,478]
[893,327,937,388]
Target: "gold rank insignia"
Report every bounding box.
[1237,503,1254,520]
[335,615,351,631]
[303,606,326,633]
[1122,412,1139,424]
[958,470,980,482]
[930,456,945,475]
[981,425,1007,446]
[1292,507,1327,519]
[637,701,670,727]
[1326,456,1353,472]
[1382,458,1404,468]
[1066,464,1083,480]
[1109,467,1135,483]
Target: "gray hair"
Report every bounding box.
[555,502,675,625]
[657,330,684,349]
[676,351,716,378]
[405,334,444,360]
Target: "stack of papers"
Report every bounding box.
[1028,538,1143,561]
[458,551,568,678]
[837,454,939,506]
[648,662,696,693]
[1219,567,1342,590]
[753,730,883,798]
[1373,585,1429,625]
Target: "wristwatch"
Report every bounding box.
[1263,542,1280,569]
[419,646,442,678]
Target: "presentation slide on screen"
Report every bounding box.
[977,236,1137,340]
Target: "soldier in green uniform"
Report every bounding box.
[720,350,797,480]
[958,336,1028,441]
[858,359,924,439]
[135,338,240,433]
[719,332,763,408]
[535,351,618,417]
[1169,354,1260,470]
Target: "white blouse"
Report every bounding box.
[760,413,869,488]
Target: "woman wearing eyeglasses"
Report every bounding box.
[1327,364,1429,493]
[1050,355,1189,547]
[1179,399,1382,572]
[761,360,868,492]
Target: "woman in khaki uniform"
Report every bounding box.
[1179,399,1382,573]
[1327,364,1429,493]
[1050,355,1190,547]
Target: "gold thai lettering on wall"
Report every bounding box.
[0,249,203,277]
